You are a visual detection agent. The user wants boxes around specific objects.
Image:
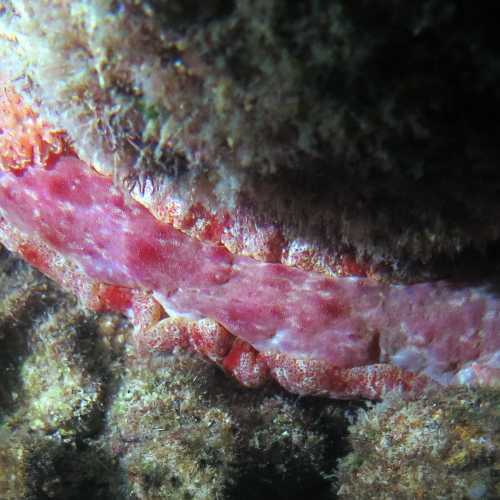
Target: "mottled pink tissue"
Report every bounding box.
[0,156,499,387]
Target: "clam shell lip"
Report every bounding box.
[0,154,499,394]
[0,83,498,397]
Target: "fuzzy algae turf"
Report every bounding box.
[338,387,500,499]
[0,249,128,499]
[1,1,500,497]
[106,357,347,499]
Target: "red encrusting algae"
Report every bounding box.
[0,82,499,400]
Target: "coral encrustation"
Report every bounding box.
[0,86,499,400]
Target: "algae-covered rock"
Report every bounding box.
[338,387,500,499]
[0,249,125,499]
[1,2,500,497]
[0,428,118,500]
[0,250,125,438]
[107,354,347,499]
[1,226,499,500]
[2,1,500,272]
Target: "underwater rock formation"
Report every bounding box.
[0,0,499,426]
[338,387,500,499]
[1,251,497,499]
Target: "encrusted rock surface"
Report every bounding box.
[2,1,500,276]
[338,387,500,499]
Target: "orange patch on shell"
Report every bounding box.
[0,83,67,171]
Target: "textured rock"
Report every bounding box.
[1,2,500,498]
[338,387,500,499]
